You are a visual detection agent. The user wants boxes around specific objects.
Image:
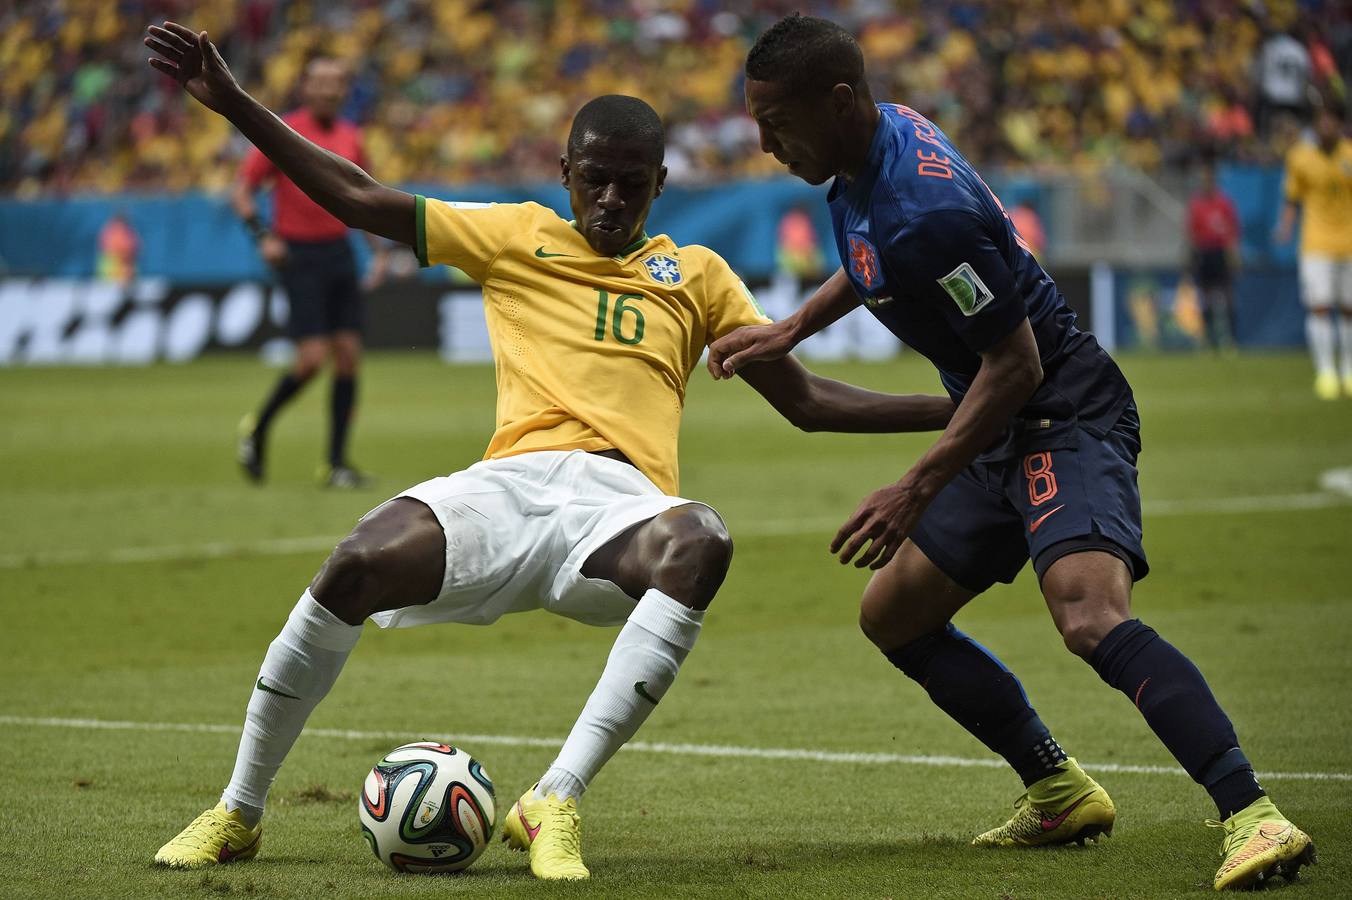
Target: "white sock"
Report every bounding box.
[1337,314,1352,379]
[537,589,704,803]
[537,767,586,803]
[221,590,361,824]
[1308,313,1336,376]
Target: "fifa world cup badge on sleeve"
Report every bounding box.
[939,262,995,316]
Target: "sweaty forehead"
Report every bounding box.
[570,132,661,173]
[745,79,796,120]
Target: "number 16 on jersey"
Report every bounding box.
[594,289,645,345]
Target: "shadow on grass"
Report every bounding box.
[589,832,1129,886]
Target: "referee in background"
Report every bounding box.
[233,55,388,488]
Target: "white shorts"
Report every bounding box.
[1299,254,1352,309]
[368,450,706,629]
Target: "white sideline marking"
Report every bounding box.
[1,714,1349,783]
[1141,492,1344,515]
[1,488,1350,571]
[0,535,342,570]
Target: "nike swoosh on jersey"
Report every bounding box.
[534,246,573,258]
[1028,504,1066,534]
[634,681,659,705]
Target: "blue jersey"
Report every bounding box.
[828,104,1132,459]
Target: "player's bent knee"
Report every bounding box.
[313,535,417,624]
[858,590,918,650]
[1059,619,1112,659]
[311,538,384,625]
[658,505,733,561]
[649,505,733,610]
[1051,603,1126,659]
[1041,550,1132,658]
[310,500,446,624]
[332,343,361,376]
[858,604,889,648]
[294,345,328,378]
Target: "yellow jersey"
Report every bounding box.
[415,195,771,495]
[1284,137,1352,256]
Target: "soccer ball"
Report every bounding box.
[358,741,497,873]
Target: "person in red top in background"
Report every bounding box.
[1186,158,1242,350]
[97,213,140,286]
[232,56,389,489]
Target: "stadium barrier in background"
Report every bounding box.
[0,168,1304,366]
[0,275,914,367]
[16,265,1309,367]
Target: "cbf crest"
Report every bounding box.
[642,253,683,286]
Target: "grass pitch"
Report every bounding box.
[1,351,1349,899]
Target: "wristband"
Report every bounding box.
[244,214,269,241]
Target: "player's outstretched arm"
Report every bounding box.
[145,22,414,246]
[738,356,954,434]
[831,318,1043,570]
[707,267,861,379]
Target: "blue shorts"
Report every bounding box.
[910,404,1148,594]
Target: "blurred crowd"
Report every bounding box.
[3,0,1349,196]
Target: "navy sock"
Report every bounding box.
[255,372,306,437]
[329,375,356,467]
[886,624,1067,787]
[1090,619,1264,818]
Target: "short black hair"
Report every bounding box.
[745,14,865,95]
[567,95,665,165]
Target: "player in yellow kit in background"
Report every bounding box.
[1276,105,1352,399]
[144,21,955,880]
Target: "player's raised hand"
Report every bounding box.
[145,22,241,115]
[830,480,929,570]
[707,321,796,380]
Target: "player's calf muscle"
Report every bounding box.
[310,498,445,624]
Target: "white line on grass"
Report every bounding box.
[0,535,342,569]
[2,487,1350,571]
[1320,466,1352,498]
[2,714,1349,783]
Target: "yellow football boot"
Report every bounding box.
[1315,372,1340,401]
[1209,797,1315,891]
[973,758,1115,847]
[500,784,590,880]
[154,803,262,868]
